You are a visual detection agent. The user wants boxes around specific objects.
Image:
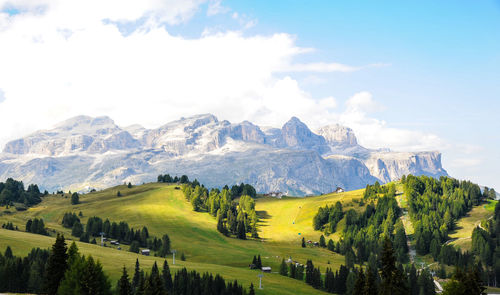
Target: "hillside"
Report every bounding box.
[0,180,493,294]
[0,182,358,294]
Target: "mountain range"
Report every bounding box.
[0,114,447,195]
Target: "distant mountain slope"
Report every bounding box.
[0,114,447,195]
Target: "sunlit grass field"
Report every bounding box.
[447,200,494,251]
[256,189,365,243]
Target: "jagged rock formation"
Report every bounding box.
[0,114,447,195]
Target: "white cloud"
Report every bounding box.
[207,0,229,16]
[0,88,5,103]
[339,92,446,151]
[0,2,341,148]
[0,0,441,160]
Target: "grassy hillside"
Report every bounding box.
[0,181,492,293]
[0,183,359,294]
[447,199,496,251]
[256,189,365,243]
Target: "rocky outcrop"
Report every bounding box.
[0,114,448,195]
[316,124,358,146]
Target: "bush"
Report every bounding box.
[71,193,79,205]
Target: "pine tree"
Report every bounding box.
[364,265,379,295]
[44,234,68,295]
[117,266,132,295]
[144,262,164,295]
[301,237,306,248]
[237,219,246,239]
[305,260,314,285]
[162,260,173,292]
[257,255,262,269]
[327,239,335,251]
[248,283,255,295]
[319,235,326,247]
[4,245,13,258]
[279,259,288,276]
[353,268,366,295]
[71,193,79,205]
[380,238,407,295]
[132,259,141,293]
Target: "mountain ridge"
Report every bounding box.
[0,114,447,195]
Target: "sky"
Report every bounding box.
[0,0,499,189]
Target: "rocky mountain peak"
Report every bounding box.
[316,124,358,146]
[281,117,328,152]
[54,115,118,133]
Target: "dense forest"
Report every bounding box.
[403,175,487,265]
[178,178,258,240]
[61,213,171,256]
[0,178,46,207]
[313,183,409,264]
[0,236,248,295]
[471,199,500,287]
[277,238,438,295]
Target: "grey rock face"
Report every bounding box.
[0,114,448,195]
[316,124,358,146]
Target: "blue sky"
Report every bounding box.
[0,0,499,189]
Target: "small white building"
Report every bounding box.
[141,249,150,256]
[269,192,283,198]
[261,266,272,273]
[335,187,345,193]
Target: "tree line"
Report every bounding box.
[26,218,49,235]
[61,213,171,256]
[278,237,439,295]
[313,187,409,264]
[403,175,486,260]
[157,174,190,184]
[117,258,249,295]
[470,199,500,287]
[0,178,46,207]
[182,181,258,240]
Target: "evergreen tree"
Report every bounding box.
[71,193,79,205]
[364,265,379,295]
[327,239,335,251]
[117,266,132,295]
[256,255,262,269]
[279,259,288,276]
[305,260,314,285]
[144,262,164,295]
[132,259,141,293]
[248,283,255,295]
[353,268,365,295]
[319,235,326,247]
[408,264,418,295]
[380,238,407,295]
[236,219,246,239]
[4,245,13,258]
[162,260,173,292]
[129,241,140,253]
[301,237,306,248]
[71,221,84,237]
[158,234,170,257]
[346,271,357,295]
[44,234,68,295]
